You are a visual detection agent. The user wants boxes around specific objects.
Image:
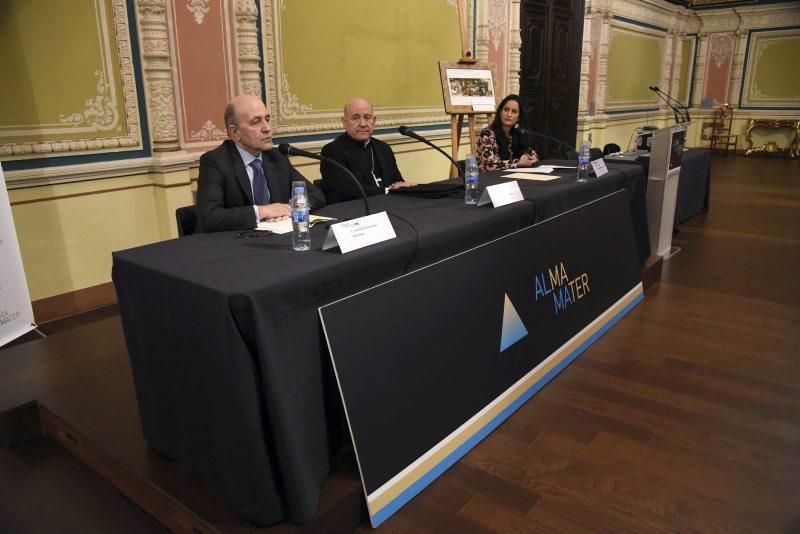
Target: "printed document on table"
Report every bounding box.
[256,215,336,234]
[502,167,553,174]
[503,172,559,181]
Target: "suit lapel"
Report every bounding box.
[227,141,254,204]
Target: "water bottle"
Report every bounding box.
[291,181,311,251]
[576,140,591,182]
[464,155,479,204]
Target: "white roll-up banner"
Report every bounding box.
[0,162,36,347]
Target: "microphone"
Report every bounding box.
[649,86,690,124]
[398,126,464,184]
[517,129,579,161]
[278,143,371,216]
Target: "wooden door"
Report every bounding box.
[519,0,584,158]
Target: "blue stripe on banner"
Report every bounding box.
[370,289,644,527]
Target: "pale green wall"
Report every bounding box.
[750,37,800,99]
[677,39,693,104]
[606,29,663,106]
[0,0,127,143]
[277,0,461,123]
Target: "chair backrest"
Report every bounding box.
[175,205,198,237]
[589,147,604,161]
[603,143,621,155]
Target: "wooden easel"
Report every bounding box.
[441,0,496,177]
[449,113,491,177]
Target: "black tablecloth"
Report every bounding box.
[674,149,711,223]
[112,163,647,526]
[606,148,711,225]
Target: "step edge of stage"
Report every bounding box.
[38,402,223,534]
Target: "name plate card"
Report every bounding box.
[590,158,609,177]
[477,181,525,208]
[322,211,396,254]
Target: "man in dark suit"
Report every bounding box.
[320,97,414,204]
[196,95,325,232]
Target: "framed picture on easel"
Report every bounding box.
[439,62,498,114]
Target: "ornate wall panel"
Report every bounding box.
[702,32,735,105]
[171,0,236,148]
[262,0,465,134]
[740,27,800,109]
[605,20,664,110]
[484,0,510,97]
[0,0,142,159]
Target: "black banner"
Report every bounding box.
[320,190,642,526]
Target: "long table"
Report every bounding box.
[112,162,647,525]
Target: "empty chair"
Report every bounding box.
[175,205,198,237]
[589,147,604,161]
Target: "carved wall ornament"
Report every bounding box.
[235,0,262,97]
[709,33,733,68]
[138,0,166,16]
[136,0,180,151]
[150,80,180,141]
[279,73,314,117]
[236,0,258,17]
[487,0,507,51]
[189,119,227,140]
[59,71,118,129]
[186,0,211,24]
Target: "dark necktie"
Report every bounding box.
[250,158,270,205]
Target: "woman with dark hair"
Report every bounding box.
[476,94,539,171]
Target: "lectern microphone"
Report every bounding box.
[649,86,690,124]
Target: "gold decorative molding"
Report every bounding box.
[745,119,800,157]
[0,0,142,159]
[136,0,181,152]
[59,71,119,129]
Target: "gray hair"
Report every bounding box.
[224,102,236,128]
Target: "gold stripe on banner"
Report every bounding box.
[367,283,644,516]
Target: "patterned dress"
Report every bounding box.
[475,127,537,172]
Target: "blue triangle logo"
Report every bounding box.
[500,293,528,352]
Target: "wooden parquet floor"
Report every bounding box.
[366,155,800,532]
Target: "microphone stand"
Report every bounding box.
[660,89,691,124]
[649,87,689,124]
[398,126,464,185]
[277,144,371,216]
